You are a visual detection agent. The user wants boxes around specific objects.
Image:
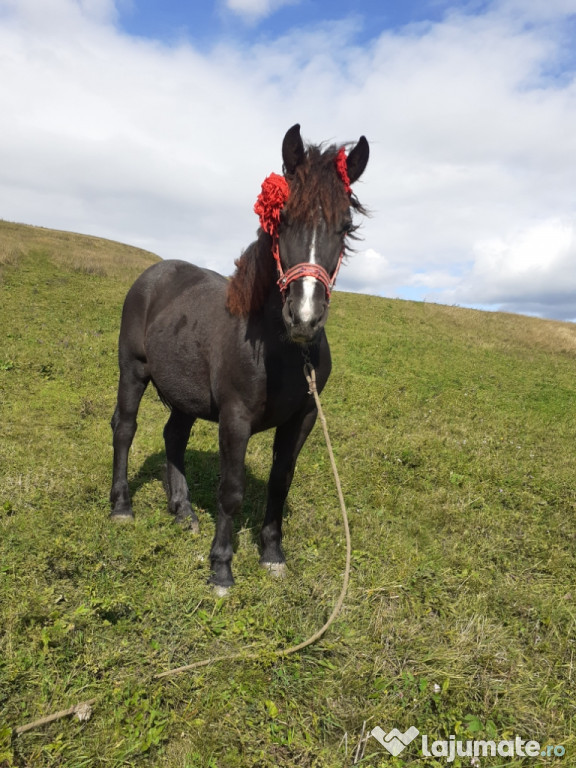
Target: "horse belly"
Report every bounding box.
[145,317,217,420]
[152,360,216,419]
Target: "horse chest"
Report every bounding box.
[259,376,311,431]
[250,347,327,431]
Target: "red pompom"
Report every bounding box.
[254,173,290,236]
[335,147,352,195]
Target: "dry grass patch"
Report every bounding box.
[0,219,159,279]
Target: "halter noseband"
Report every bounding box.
[254,148,351,302]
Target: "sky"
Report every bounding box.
[1,0,576,320]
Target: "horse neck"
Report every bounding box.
[261,265,284,321]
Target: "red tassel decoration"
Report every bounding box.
[254,173,290,236]
[335,147,352,195]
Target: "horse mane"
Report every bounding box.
[226,142,367,317]
[226,234,278,317]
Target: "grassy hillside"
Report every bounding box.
[1,220,575,767]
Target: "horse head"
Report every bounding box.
[276,124,369,343]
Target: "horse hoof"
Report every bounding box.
[110,511,134,523]
[174,514,200,534]
[212,585,230,597]
[261,562,287,578]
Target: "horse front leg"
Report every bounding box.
[260,404,318,574]
[209,410,251,594]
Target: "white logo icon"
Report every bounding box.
[370,726,420,756]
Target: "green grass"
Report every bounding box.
[1,220,575,767]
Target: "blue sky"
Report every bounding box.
[118,0,454,47]
[1,0,576,320]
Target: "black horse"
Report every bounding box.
[110,124,369,592]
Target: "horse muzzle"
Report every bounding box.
[282,276,329,343]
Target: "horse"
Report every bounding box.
[110,124,369,593]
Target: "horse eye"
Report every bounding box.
[339,220,353,235]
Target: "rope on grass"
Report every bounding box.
[14,363,351,731]
[14,699,97,735]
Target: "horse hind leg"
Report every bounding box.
[163,409,199,532]
[110,363,149,520]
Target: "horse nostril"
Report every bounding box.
[286,298,296,324]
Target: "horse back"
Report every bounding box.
[119,260,225,355]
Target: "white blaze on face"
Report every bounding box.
[299,227,317,323]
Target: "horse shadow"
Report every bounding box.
[128,448,287,554]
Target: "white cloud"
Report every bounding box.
[436,218,576,316]
[0,0,118,28]
[223,0,299,22]
[475,219,574,286]
[0,0,575,319]
[338,249,404,296]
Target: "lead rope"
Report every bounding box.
[154,360,351,678]
[14,363,352,733]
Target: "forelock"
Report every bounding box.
[284,144,351,227]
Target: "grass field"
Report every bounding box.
[1,220,575,767]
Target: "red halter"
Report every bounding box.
[254,148,350,301]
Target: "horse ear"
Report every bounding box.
[282,123,305,175]
[347,136,369,184]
